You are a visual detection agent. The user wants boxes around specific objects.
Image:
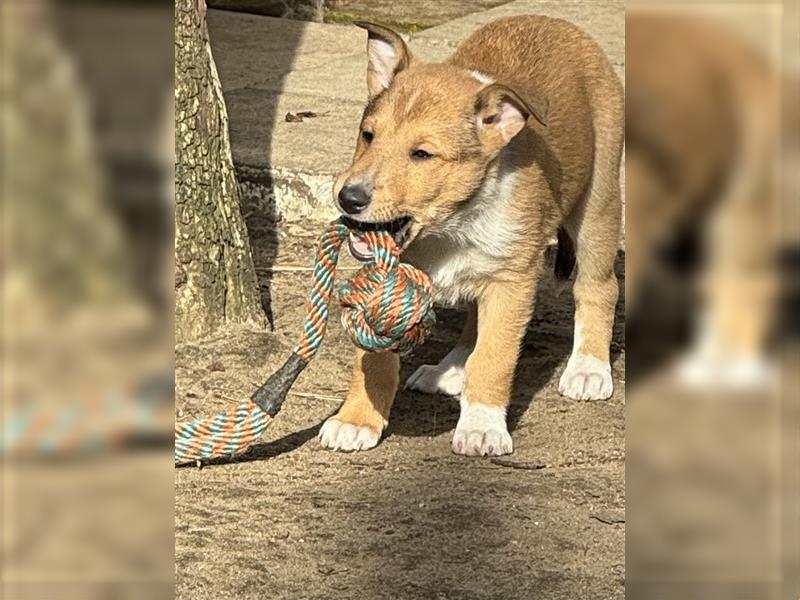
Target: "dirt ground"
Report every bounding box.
[176,203,626,599]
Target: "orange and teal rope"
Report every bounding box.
[174,219,435,464]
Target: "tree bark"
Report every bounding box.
[174,0,265,341]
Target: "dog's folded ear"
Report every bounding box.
[475,83,548,151]
[355,21,414,98]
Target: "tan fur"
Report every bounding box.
[322,16,624,454]
[338,350,399,431]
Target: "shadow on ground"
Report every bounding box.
[175,237,626,599]
[207,9,314,330]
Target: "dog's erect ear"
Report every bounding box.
[355,21,413,98]
[475,83,547,150]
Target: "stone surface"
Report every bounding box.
[208,10,364,220]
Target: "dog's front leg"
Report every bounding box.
[318,349,399,452]
[452,279,535,457]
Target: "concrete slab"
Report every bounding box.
[208,11,363,94]
[208,10,365,219]
[227,88,363,218]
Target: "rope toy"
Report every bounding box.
[2,372,174,458]
[174,219,435,464]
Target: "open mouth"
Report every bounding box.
[342,215,414,262]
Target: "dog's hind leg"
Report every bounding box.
[676,87,778,388]
[559,190,621,400]
[405,303,477,396]
[558,86,623,401]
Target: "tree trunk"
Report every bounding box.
[174,0,265,342]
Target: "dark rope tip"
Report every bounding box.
[250,353,307,417]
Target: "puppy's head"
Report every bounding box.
[334,22,547,260]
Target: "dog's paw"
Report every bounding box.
[318,418,381,452]
[674,349,775,390]
[405,364,465,396]
[451,399,513,456]
[559,353,613,400]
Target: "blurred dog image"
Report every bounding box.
[625,10,780,387]
[319,16,624,455]
[625,6,789,598]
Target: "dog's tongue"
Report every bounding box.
[348,232,373,261]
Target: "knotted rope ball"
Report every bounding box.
[175,219,435,464]
[338,229,435,355]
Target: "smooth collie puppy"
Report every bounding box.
[319,16,623,456]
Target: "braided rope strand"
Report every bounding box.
[174,398,272,463]
[3,390,172,458]
[294,221,349,361]
[174,219,435,464]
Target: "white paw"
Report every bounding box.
[405,364,465,396]
[318,418,381,452]
[559,353,613,400]
[674,350,775,390]
[451,398,513,456]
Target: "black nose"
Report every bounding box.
[338,184,371,215]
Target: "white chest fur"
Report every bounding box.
[405,160,521,305]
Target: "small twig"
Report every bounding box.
[215,392,242,405]
[288,390,343,403]
[217,390,342,404]
[318,563,349,576]
[490,458,547,471]
[258,265,361,273]
[590,510,625,525]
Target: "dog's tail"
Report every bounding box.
[554,227,576,281]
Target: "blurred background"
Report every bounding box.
[2,1,174,598]
[625,1,797,599]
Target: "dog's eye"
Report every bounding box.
[361,130,374,144]
[410,149,433,160]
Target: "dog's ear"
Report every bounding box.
[355,21,413,98]
[475,83,547,151]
